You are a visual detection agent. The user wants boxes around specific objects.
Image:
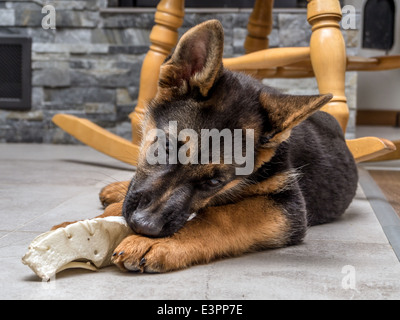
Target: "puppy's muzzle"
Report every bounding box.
[123,191,164,237]
[123,184,195,238]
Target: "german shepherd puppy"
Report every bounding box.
[55,20,358,273]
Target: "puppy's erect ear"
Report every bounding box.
[259,91,333,146]
[157,20,224,99]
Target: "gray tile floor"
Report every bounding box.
[1,143,400,300]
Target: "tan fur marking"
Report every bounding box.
[96,202,123,219]
[259,92,333,134]
[99,181,130,207]
[268,130,292,146]
[156,186,175,206]
[255,148,276,171]
[243,172,292,197]
[216,179,242,196]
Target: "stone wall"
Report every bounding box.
[0,1,360,143]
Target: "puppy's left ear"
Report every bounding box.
[259,91,333,145]
[157,19,224,98]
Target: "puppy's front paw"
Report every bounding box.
[99,181,130,207]
[112,235,188,273]
[51,221,76,230]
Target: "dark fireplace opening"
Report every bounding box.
[363,0,396,51]
[0,36,32,111]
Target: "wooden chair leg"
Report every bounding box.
[129,0,185,146]
[365,140,400,162]
[52,114,141,166]
[347,137,396,163]
[307,0,349,133]
[244,0,274,54]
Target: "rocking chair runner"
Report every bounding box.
[53,0,399,166]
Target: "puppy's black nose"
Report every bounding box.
[129,211,163,238]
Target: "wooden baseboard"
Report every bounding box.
[357,110,400,127]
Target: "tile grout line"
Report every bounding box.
[358,168,400,262]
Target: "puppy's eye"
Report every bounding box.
[198,177,225,191]
[207,179,222,187]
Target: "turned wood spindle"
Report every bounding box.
[245,0,275,54]
[130,0,185,145]
[307,0,349,133]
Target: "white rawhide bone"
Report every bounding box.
[22,216,133,281]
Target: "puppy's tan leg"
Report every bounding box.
[96,202,123,218]
[112,196,291,273]
[51,202,123,230]
[99,181,130,207]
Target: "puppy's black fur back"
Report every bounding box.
[266,111,358,227]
